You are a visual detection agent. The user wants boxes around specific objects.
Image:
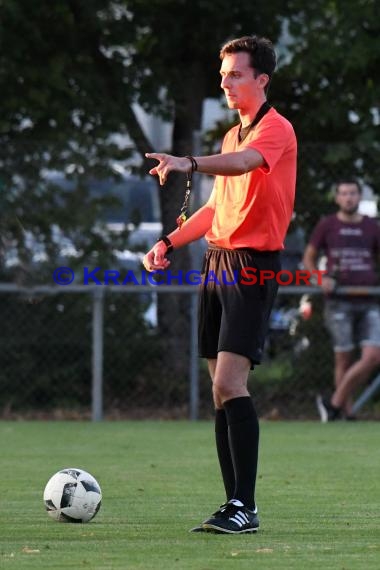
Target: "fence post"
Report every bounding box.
[351,373,380,414]
[92,287,104,421]
[189,291,199,420]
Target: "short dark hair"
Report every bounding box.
[336,179,362,194]
[220,35,277,79]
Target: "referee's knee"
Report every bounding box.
[213,380,241,404]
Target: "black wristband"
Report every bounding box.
[157,235,173,253]
[185,155,198,172]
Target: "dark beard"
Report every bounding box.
[342,206,359,215]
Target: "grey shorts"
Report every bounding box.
[324,299,380,352]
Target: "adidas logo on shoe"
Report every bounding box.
[201,499,259,534]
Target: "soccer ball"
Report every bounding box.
[43,468,102,523]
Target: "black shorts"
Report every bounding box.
[198,246,281,366]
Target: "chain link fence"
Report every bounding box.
[1,282,380,421]
[1,141,380,420]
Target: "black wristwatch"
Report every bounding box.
[157,235,173,253]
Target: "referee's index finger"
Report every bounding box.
[145,152,164,161]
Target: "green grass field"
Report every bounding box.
[0,420,379,570]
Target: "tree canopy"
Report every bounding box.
[0,0,284,249]
[0,0,379,375]
[277,0,380,229]
[1,0,378,241]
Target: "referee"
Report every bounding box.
[143,35,297,534]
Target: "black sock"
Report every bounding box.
[224,396,259,510]
[215,408,235,502]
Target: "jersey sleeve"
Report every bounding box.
[245,114,295,173]
[308,218,329,251]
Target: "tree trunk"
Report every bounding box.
[156,66,205,398]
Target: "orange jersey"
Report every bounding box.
[205,108,297,250]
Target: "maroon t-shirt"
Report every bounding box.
[309,214,380,286]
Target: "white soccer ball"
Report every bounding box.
[43,468,102,523]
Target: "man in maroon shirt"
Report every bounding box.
[303,179,380,421]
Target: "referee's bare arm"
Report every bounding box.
[145,149,265,185]
[167,204,215,250]
[142,204,215,271]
